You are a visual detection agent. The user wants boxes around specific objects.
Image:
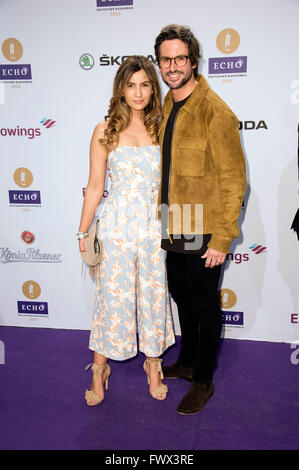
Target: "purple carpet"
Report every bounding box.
[0,326,298,450]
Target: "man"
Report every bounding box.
[154,25,247,415]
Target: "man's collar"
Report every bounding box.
[164,75,210,114]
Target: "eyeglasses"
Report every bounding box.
[159,55,189,68]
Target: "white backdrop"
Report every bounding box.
[0,0,298,343]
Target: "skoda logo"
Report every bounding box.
[79,54,94,70]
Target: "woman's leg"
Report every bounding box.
[86,351,109,405]
[144,356,168,400]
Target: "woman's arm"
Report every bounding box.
[78,121,108,252]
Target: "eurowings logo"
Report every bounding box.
[249,244,267,254]
[40,118,56,129]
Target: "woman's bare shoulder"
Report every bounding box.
[93,120,108,140]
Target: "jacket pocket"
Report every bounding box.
[176,137,207,176]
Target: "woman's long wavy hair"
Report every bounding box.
[100,55,162,149]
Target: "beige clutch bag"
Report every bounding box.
[80,219,101,271]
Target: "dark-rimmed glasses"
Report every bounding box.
[159,55,189,68]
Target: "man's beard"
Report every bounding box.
[162,67,194,90]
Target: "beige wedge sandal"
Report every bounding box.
[85,362,111,406]
[143,358,168,400]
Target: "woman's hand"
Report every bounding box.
[79,237,87,253]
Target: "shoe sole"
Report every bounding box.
[176,391,214,415]
[164,376,193,381]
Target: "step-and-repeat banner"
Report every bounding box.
[0,0,298,343]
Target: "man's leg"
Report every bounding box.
[163,251,196,380]
[176,255,222,414]
[186,254,222,383]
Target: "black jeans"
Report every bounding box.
[166,250,223,384]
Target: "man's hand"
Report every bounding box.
[201,248,226,268]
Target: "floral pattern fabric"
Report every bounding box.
[89,145,175,360]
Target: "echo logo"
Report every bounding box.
[209,57,247,74]
[209,28,247,77]
[1,38,32,82]
[13,167,33,188]
[2,38,23,62]
[18,281,48,316]
[9,168,41,206]
[220,288,237,309]
[22,280,41,299]
[222,311,244,326]
[216,28,240,54]
[220,289,244,327]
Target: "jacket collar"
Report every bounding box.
[163,74,210,115]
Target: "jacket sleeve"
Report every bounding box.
[207,107,247,253]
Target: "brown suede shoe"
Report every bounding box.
[162,361,194,381]
[176,382,214,415]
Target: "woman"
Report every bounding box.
[78,56,175,406]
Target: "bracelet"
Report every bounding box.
[77,232,89,240]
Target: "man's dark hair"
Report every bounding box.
[154,24,201,77]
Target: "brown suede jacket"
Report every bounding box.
[158,74,247,254]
